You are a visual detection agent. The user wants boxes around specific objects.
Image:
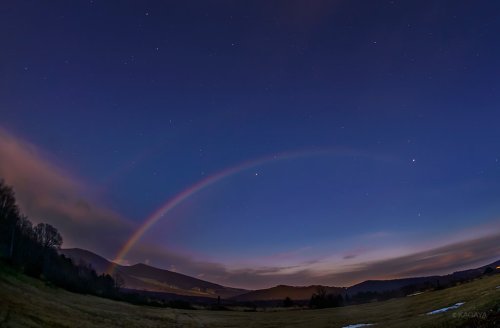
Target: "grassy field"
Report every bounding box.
[0,265,499,328]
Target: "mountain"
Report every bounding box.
[61,248,499,302]
[61,248,111,273]
[60,248,247,299]
[347,259,500,295]
[231,285,345,302]
[346,276,440,295]
[232,260,500,302]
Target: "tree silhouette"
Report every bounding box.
[310,286,344,309]
[34,223,62,249]
[0,180,20,257]
[483,266,494,275]
[0,180,19,222]
[113,273,125,290]
[283,296,294,307]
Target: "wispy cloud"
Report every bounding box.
[316,231,500,286]
[0,128,133,255]
[116,231,500,289]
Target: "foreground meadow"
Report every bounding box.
[0,266,498,328]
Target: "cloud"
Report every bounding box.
[123,242,229,280]
[342,246,371,260]
[306,231,500,287]
[371,232,500,276]
[116,229,500,290]
[0,128,134,256]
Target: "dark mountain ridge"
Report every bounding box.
[61,248,499,302]
[60,248,247,299]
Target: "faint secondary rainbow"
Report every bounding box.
[107,148,349,273]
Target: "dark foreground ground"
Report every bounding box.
[0,265,499,328]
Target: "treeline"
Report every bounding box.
[0,179,118,297]
[309,286,344,309]
[0,179,209,309]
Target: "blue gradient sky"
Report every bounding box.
[1,1,499,288]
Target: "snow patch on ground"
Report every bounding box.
[342,324,374,328]
[426,302,465,315]
[407,291,424,297]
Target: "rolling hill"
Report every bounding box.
[61,248,500,303]
[231,285,345,302]
[347,259,500,295]
[1,263,499,327]
[60,248,247,299]
[232,260,500,302]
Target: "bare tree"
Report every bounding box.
[0,180,19,221]
[113,273,125,290]
[17,215,33,236]
[34,223,63,249]
[0,180,21,257]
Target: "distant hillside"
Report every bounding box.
[60,248,247,299]
[61,248,500,302]
[348,259,500,295]
[61,248,111,273]
[347,276,440,295]
[232,259,500,301]
[232,285,345,302]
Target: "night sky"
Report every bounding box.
[1,1,500,289]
